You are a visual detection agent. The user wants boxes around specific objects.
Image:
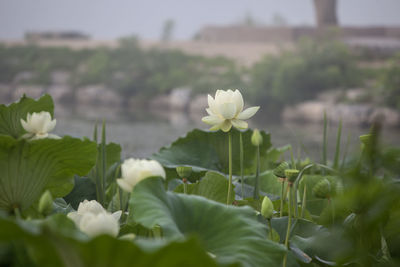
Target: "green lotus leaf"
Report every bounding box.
[174,171,234,204]
[129,177,285,267]
[0,94,54,138]
[0,214,227,267]
[0,135,97,211]
[152,128,272,175]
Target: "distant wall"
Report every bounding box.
[196,26,400,43]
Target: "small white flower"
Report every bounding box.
[67,199,121,237]
[79,212,120,238]
[202,89,259,132]
[20,111,59,139]
[117,158,166,193]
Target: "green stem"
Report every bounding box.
[227,131,233,205]
[300,184,307,218]
[183,181,187,194]
[330,198,335,225]
[253,145,260,199]
[283,186,292,267]
[292,185,296,218]
[13,206,22,219]
[280,180,285,217]
[267,219,273,240]
[239,132,244,199]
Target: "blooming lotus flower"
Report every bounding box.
[67,200,121,237]
[20,111,59,139]
[117,158,166,193]
[202,89,259,132]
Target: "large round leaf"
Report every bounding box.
[129,177,285,267]
[0,136,97,211]
[0,214,227,267]
[0,94,54,138]
[152,128,272,175]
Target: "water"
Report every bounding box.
[53,104,400,162]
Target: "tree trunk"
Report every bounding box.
[313,0,338,27]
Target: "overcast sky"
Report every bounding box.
[1,0,400,40]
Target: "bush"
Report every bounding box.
[381,53,400,109]
[249,39,361,105]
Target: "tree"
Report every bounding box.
[313,0,338,27]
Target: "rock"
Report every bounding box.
[47,85,73,104]
[51,71,70,85]
[13,86,45,101]
[283,101,400,127]
[189,94,208,114]
[0,84,12,103]
[282,101,328,123]
[75,85,122,106]
[169,87,192,111]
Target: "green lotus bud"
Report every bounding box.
[176,166,192,179]
[261,196,274,219]
[251,129,263,146]
[285,169,299,183]
[38,190,53,215]
[359,134,373,146]
[312,178,331,199]
[273,161,290,178]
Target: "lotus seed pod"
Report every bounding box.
[313,178,331,199]
[251,129,263,146]
[273,161,290,178]
[38,190,53,215]
[261,196,274,219]
[176,166,192,179]
[285,169,299,183]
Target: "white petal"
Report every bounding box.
[218,103,237,120]
[232,90,244,115]
[231,119,248,130]
[209,124,221,131]
[21,118,33,133]
[220,120,232,132]
[117,179,133,192]
[236,106,260,120]
[207,95,218,114]
[45,119,56,132]
[112,210,122,221]
[202,115,224,125]
[47,133,61,139]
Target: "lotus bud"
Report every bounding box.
[176,166,192,179]
[261,196,274,219]
[38,190,53,215]
[359,134,373,147]
[273,161,290,178]
[313,178,331,199]
[285,169,299,184]
[251,129,263,146]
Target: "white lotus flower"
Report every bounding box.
[117,158,166,193]
[20,111,59,139]
[67,199,122,237]
[202,89,259,132]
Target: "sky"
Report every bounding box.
[1,0,400,40]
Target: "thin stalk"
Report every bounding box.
[291,185,296,218]
[322,111,328,174]
[283,186,293,267]
[267,219,273,240]
[253,145,260,199]
[280,180,285,217]
[13,206,21,219]
[333,119,342,169]
[239,132,244,199]
[290,146,296,169]
[330,198,335,225]
[300,183,307,218]
[340,132,351,170]
[183,181,188,194]
[100,120,107,206]
[227,131,233,205]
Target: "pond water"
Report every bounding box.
[53,104,400,162]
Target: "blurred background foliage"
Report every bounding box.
[0,36,399,110]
